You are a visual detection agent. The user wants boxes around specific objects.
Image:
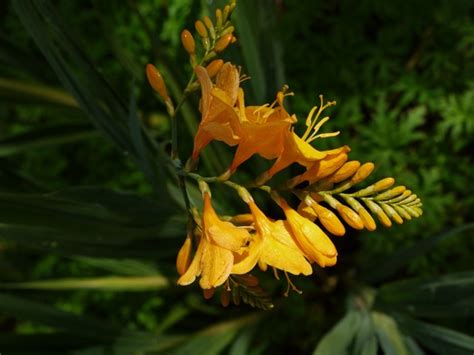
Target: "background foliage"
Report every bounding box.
[0,0,473,354]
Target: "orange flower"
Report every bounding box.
[232,201,312,276]
[178,192,250,289]
[192,63,242,159]
[229,89,296,172]
[256,96,344,184]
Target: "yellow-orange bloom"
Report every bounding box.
[232,201,312,276]
[229,89,296,172]
[192,63,242,159]
[178,193,250,289]
[280,200,338,268]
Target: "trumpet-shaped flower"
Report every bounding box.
[256,97,345,184]
[178,192,250,289]
[229,89,296,172]
[232,201,312,276]
[192,63,242,159]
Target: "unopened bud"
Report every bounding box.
[181,29,196,55]
[312,202,346,236]
[395,194,418,205]
[353,177,396,198]
[223,5,231,22]
[381,203,403,224]
[394,205,411,220]
[206,59,224,78]
[374,177,395,191]
[221,25,235,36]
[351,162,375,184]
[203,288,215,299]
[403,206,421,218]
[364,199,392,227]
[234,274,259,287]
[195,20,208,38]
[146,64,169,101]
[203,16,215,39]
[215,33,233,52]
[358,207,377,231]
[344,196,376,231]
[336,205,364,230]
[216,9,223,28]
[176,235,192,276]
[375,186,406,201]
[411,206,423,216]
[231,36,237,44]
[331,161,361,183]
[220,288,231,307]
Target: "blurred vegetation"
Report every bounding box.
[0,0,473,354]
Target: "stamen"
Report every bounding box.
[272,267,280,280]
[301,95,337,142]
[305,106,318,128]
[283,272,303,297]
[224,279,231,292]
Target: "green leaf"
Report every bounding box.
[313,311,362,355]
[353,311,377,355]
[74,257,159,276]
[371,311,408,355]
[404,336,425,355]
[0,122,98,157]
[395,314,474,355]
[0,276,169,291]
[0,187,185,258]
[362,223,474,283]
[0,292,120,339]
[0,77,79,108]
[165,315,259,355]
[12,0,175,195]
[375,271,474,318]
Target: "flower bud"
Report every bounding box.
[195,20,208,38]
[381,203,403,224]
[373,177,395,191]
[358,207,377,231]
[215,33,233,52]
[216,8,223,28]
[312,203,345,236]
[223,5,231,22]
[203,288,215,299]
[181,29,195,55]
[375,186,406,201]
[203,16,215,39]
[146,64,169,101]
[331,161,361,183]
[220,288,231,307]
[176,235,192,276]
[351,162,375,184]
[336,205,364,230]
[231,36,237,44]
[205,59,224,78]
[394,205,412,220]
[364,199,392,227]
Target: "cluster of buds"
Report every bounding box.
[146,0,422,309]
[181,0,237,67]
